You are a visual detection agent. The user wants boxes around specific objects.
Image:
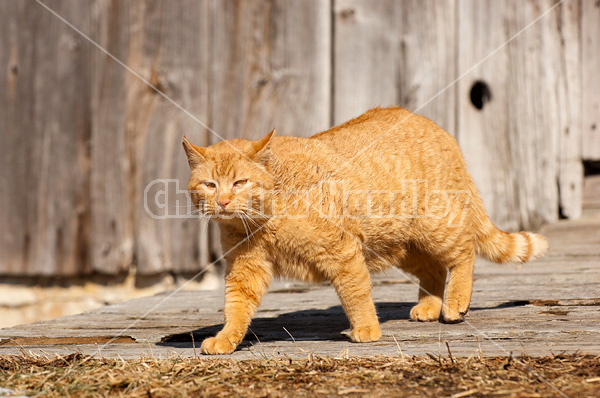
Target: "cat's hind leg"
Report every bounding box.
[440,243,476,323]
[409,257,447,322]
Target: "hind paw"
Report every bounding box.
[410,302,442,322]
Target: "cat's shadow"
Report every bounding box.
[158,301,413,348]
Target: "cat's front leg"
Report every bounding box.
[330,253,381,343]
[201,255,272,355]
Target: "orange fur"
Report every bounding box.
[183,107,548,354]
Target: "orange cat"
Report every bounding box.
[182,107,548,355]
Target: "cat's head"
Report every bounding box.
[182,129,276,220]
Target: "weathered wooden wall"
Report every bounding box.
[89,0,212,275]
[0,0,597,277]
[582,0,600,161]
[333,0,457,133]
[0,0,92,276]
[458,0,583,229]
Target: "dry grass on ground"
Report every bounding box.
[0,352,598,397]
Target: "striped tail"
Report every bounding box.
[473,213,549,264]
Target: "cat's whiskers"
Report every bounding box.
[179,209,207,224]
[244,207,269,221]
[236,211,253,248]
[240,209,268,229]
[243,214,261,228]
[237,208,259,225]
[246,216,261,228]
[193,214,212,229]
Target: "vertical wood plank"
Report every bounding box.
[210,0,331,140]
[457,0,519,231]
[89,0,136,274]
[134,0,212,274]
[555,0,582,219]
[333,0,398,125]
[503,0,560,229]
[0,0,91,276]
[581,0,600,161]
[90,0,211,275]
[333,0,456,133]
[458,0,581,230]
[396,0,457,134]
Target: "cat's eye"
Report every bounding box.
[233,179,248,188]
[202,181,217,189]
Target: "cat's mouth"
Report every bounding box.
[212,208,242,219]
[203,206,267,222]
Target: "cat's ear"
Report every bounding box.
[250,127,275,163]
[182,136,206,169]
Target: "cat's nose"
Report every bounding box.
[217,198,231,209]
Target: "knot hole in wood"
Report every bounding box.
[470,80,492,110]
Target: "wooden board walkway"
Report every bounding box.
[1,211,599,360]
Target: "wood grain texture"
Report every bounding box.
[333,0,456,132]
[555,0,582,219]
[89,0,135,275]
[90,0,211,274]
[210,0,331,141]
[0,0,92,276]
[396,0,457,134]
[0,0,592,277]
[503,0,563,227]
[131,0,212,275]
[457,0,582,230]
[457,0,519,231]
[333,0,398,125]
[581,0,600,160]
[583,176,600,209]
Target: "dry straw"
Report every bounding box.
[0,352,598,397]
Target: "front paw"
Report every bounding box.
[349,324,381,343]
[200,336,237,355]
[441,300,469,323]
[441,309,467,324]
